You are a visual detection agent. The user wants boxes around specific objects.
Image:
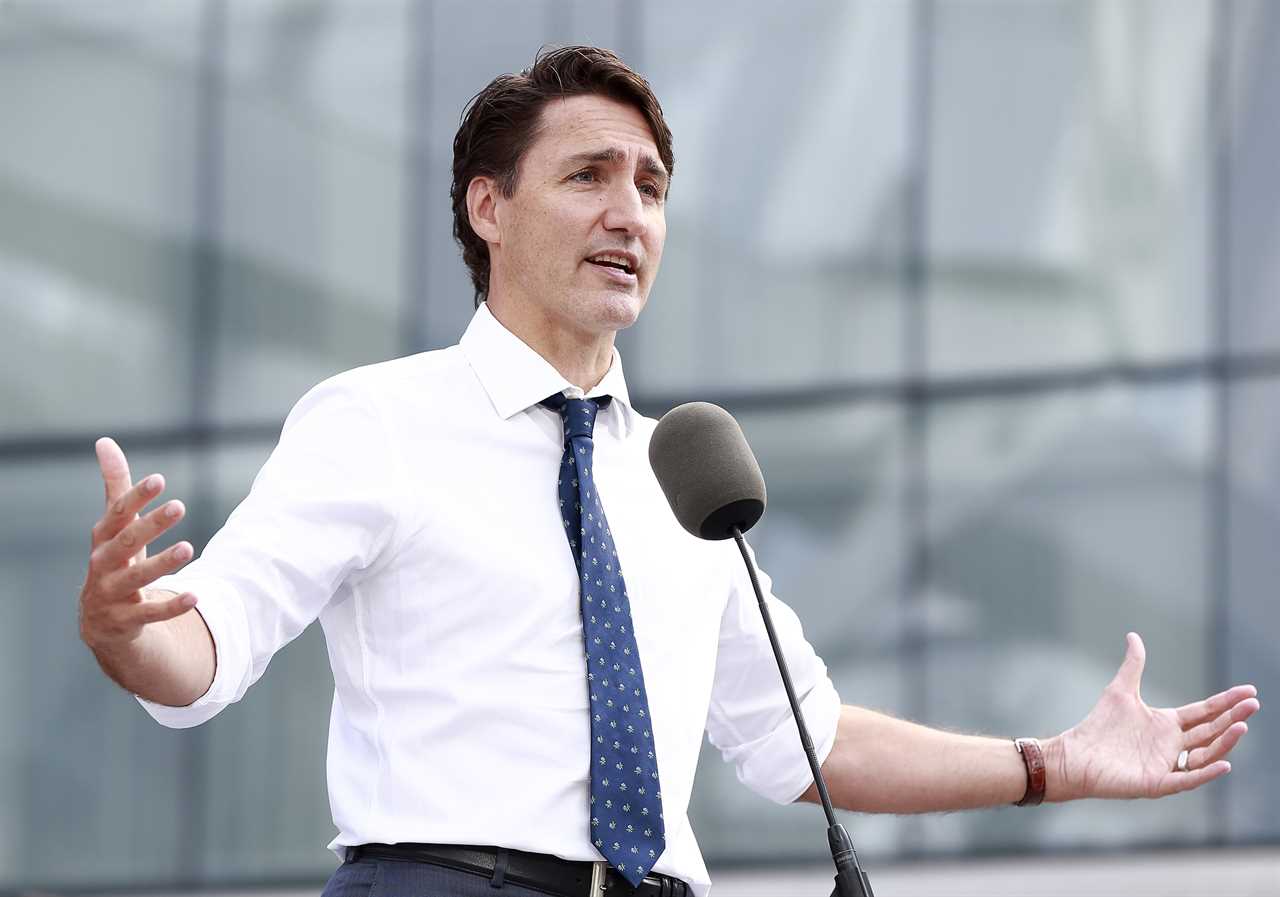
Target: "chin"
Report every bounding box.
[578,290,646,332]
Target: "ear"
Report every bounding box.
[466,175,502,246]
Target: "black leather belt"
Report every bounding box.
[347,842,690,897]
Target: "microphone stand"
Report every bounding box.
[731,526,874,897]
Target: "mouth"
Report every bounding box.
[584,251,639,282]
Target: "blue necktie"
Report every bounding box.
[543,394,666,887]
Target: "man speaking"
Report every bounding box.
[78,46,1260,897]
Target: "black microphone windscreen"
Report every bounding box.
[648,402,766,541]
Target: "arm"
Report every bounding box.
[87,588,215,708]
[797,704,1033,812]
[798,634,1260,812]
[86,378,400,727]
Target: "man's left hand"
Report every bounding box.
[1045,632,1260,802]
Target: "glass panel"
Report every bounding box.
[1227,0,1280,355]
[1225,379,1280,840]
[0,448,198,889]
[921,383,1213,851]
[685,401,909,861]
[211,0,409,423]
[627,0,910,393]
[0,5,201,437]
[927,0,1212,375]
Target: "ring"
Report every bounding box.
[1176,749,1190,772]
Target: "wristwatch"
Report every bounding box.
[1013,737,1046,806]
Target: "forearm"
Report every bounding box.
[799,704,1064,813]
[88,589,216,707]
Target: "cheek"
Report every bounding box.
[646,223,666,270]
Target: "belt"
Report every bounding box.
[347,842,690,897]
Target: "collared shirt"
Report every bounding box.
[140,302,841,897]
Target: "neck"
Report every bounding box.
[486,296,615,392]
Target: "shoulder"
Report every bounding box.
[300,346,467,408]
[323,345,466,395]
[278,346,468,436]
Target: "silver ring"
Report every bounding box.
[1176,749,1190,772]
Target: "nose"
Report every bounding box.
[600,179,647,237]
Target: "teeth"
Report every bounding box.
[590,254,634,272]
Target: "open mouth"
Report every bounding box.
[585,253,637,277]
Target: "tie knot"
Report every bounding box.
[542,394,610,442]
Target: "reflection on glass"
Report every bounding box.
[921,384,1213,851]
[0,6,201,436]
[1228,1,1280,355]
[628,0,910,393]
[927,0,1212,374]
[212,1,409,423]
[0,450,198,888]
[1225,380,1280,839]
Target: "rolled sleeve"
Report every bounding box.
[133,373,401,728]
[134,575,252,728]
[705,540,842,804]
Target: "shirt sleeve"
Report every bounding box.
[136,373,401,728]
[704,538,842,804]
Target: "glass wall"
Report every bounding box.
[2,0,1276,891]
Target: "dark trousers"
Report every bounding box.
[321,851,558,897]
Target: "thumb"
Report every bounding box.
[96,436,132,505]
[1109,631,1146,695]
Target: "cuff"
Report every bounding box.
[735,676,843,805]
[134,575,251,729]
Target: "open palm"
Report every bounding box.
[1053,633,1259,802]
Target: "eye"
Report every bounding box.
[571,169,596,183]
[640,179,670,200]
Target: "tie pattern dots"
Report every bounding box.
[543,394,666,887]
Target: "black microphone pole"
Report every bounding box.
[731,526,873,897]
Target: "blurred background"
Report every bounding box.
[1,0,1277,894]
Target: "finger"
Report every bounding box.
[95,437,133,505]
[96,541,194,600]
[130,591,199,626]
[91,473,166,547]
[1189,721,1249,771]
[1182,697,1260,748]
[1107,631,1146,695]
[94,500,186,570]
[1175,683,1259,728]
[1154,760,1231,798]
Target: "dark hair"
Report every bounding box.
[451,45,675,307]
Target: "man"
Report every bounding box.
[79,46,1260,897]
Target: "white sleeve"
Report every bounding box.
[704,539,842,804]
[136,374,402,728]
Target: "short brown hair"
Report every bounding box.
[451,46,675,307]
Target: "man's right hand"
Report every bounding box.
[79,436,198,652]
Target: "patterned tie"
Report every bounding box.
[543,393,666,887]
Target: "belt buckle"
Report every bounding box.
[589,860,608,894]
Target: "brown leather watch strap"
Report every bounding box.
[1013,737,1046,806]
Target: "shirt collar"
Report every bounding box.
[459,302,636,434]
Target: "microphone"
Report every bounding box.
[647,402,765,540]
[648,403,874,897]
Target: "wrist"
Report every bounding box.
[1012,737,1046,806]
[1040,732,1070,803]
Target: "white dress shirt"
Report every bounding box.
[140,302,841,896]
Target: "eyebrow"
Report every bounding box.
[565,147,669,187]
